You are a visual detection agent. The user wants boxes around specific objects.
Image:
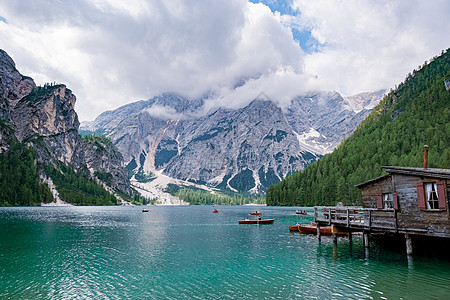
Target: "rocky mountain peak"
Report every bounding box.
[343,90,387,113]
[13,85,79,140]
[0,50,35,108]
[11,84,84,169]
[0,49,133,204]
[81,85,385,195]
[0,50,36,153]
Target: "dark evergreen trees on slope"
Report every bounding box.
[43,163,117,206]
[266,49,450,206]
[0,139,53,206]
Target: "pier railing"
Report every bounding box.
[314,206,398,231]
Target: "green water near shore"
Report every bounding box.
[1,205,449,299]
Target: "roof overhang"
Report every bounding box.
[355,166,450,188]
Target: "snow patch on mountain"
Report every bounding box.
[294,129,331,155]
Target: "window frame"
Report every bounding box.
[424,182,439,210]
[416,180,447,211]
[383,193,394,209]
[376,192,398,210]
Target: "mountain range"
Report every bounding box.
[82,88,385,194]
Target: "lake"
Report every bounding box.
[1,205,449,299]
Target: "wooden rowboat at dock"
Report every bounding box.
[239,219,274,224]
[289,224,301,231]
[249,212,262,216]
[289,223,348,235]
[298,224,332,235]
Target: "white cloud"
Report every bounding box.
[291,0,450,95]
[0,0,448,121]
[1,0,307,120]
[145,104,183,120]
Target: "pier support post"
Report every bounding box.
[363,232,369,248]
[332,233,337,244]
[316,224,321,241]
[348,231,352,243]
[405,233,413,256]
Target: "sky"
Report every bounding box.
[0,0,449,121]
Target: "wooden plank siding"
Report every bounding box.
[315,167,450,238]
[360,176,393,208]
[393,174,450,237]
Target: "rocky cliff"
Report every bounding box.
[82,135,132,196]
[0,49,35,152]
[82,89,385,194]
[11,84,86,170]
[0,49,132,203]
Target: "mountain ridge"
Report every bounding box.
[82,87,385,194]
[266,48,450,206]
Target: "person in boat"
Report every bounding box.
[258,216,261,220]
[245,217,249,220]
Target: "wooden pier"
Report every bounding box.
[313,206,433,235]
[313,161,450,256]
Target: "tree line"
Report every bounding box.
[166,184,265,205]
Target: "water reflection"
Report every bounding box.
[1,206,450,299]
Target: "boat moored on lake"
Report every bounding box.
[249,211,262,216]
[289,224,301,231]
[239,218,274,224]
[291,223,348,236]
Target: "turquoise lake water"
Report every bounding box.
[1,205,450,299]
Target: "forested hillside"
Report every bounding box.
[0,140,53,206]
[266,49,450,206]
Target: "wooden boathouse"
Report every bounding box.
[314,147,450,255]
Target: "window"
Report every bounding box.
[416,181,446,211]
[425,183,439,210]
[383,193,393,209]
[376,192,397,210]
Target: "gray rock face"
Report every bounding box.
[0,49,36,153]
[0,49,132,197]
[83,90,384,193]
[11,85,86,170]
[82,136,132,196]
[0,50,35,108]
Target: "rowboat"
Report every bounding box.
[292,223,348,236]
[142,209,149,212]
[213,209,219,213]
[289,224,301,231]
[249,212,262,216]
[297,224,332,234]
[295,210,307,215]
[238,219,274,224]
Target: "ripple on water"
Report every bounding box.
[1,206,450,299]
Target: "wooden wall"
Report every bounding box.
[360,177,393,208]
[360,173,450,237]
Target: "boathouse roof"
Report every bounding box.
[355,166,450,188]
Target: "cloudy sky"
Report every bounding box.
[0,0,449,121]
